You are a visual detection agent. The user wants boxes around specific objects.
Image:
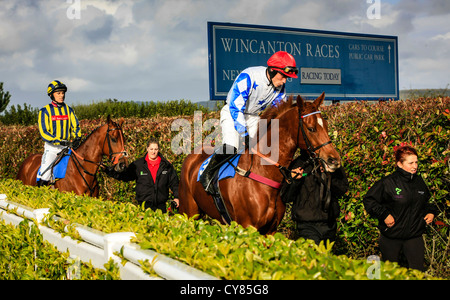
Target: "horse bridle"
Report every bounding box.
[103,122,127,166]
[72,122,127,167]
[253,108,333,184]
[297,110,334,212]
[297,110,332,158]
[71,121,127,195]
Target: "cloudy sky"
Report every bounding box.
[1,0,449,108]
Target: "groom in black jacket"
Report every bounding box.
[106,138,179,213]
[281,150,349,245]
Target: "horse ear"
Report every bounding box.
[313,92,325,108]
[118,117,124,127]
[296,95,305,110]
[107,115,111,123]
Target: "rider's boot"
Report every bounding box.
[200,144,236,194]
[37,180,50,187]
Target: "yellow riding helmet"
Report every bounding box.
[47,80,67,96]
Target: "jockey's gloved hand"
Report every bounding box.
[102,165,116,176]
[72,137,82,148]
[60,140,72,147]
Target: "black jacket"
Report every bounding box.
[281,156,349,224]
[363,167,437,240]
[107,154,179,212]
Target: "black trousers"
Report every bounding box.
[379,234,425,271]
[296,221,337,245]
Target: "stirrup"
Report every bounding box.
[204,177,218,195]
[200,165,218,194]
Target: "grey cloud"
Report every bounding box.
[0,0,449,108]
[82,15,115,43]
[396,0,450,17]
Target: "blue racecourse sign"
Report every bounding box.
[208,22,399,101]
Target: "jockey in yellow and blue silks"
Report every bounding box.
[37,80,81,186]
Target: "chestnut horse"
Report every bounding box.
[16,116,128,197]
[179,93,341,234]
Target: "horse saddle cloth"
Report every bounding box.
[37,149,72,182]
[196,154,241,182]
[197,154,241,225]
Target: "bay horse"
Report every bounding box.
[16,116,128,197]
[179,93,341,234]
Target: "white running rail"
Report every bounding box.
[0,194,218,280]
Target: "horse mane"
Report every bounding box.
[73,118,121,150]
[260,95,296,122]
[73,125,101,150]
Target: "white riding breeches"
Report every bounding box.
[220,105,260,150]
[37,142,66,181]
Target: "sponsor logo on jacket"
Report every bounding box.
[51,115,69,121]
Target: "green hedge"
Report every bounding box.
[0,219,120,280]
[0,99,209,126]
[0,97,448,278]
[0,179,434,280]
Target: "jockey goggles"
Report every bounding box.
[269,66,299,76]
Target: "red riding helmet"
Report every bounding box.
[267,51,298,78]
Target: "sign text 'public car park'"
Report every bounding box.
[208,22,399,101]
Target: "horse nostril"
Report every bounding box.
[115,162,126,172]
[328,157,340,167]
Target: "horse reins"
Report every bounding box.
[248,108,333,187]
[70,122,127,195]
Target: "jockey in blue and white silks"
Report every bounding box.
[220,66,286,150]
[200,51,299,194]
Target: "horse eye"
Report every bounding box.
[308,127,316,133]
[111,136,117,142]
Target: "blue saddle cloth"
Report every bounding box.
[197,154,241,182]
[37,149,71,182]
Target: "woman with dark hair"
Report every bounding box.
[106,138,179,212]
[363,143,437,271]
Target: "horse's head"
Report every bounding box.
[101,116,128,172]
[296,93,341,172]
